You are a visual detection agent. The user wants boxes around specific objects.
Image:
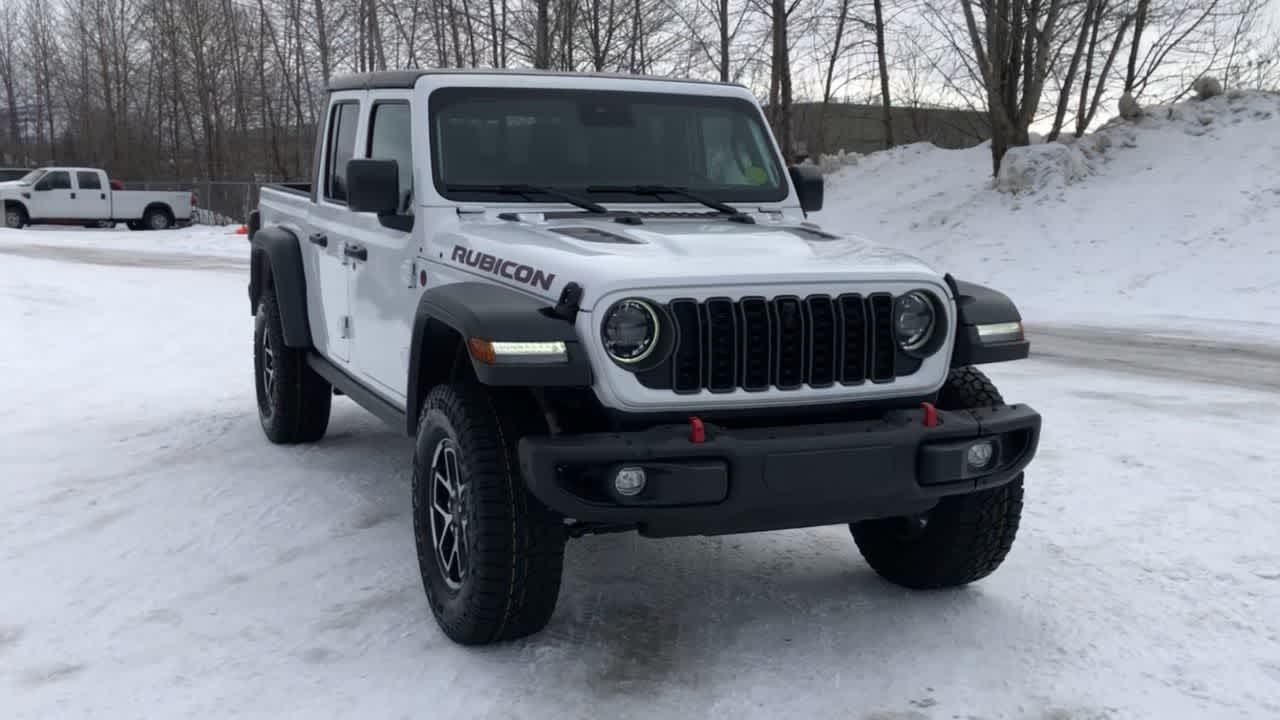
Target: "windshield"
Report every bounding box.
[430,88,787,204]
[18,169,46,186]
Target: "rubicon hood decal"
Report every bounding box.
[452,245,556,291]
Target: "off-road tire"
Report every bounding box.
[143,207,173,230]
[412,382,566,645]
[850,366,1024,589]
[253,290,331,443]
[4,206,25,229]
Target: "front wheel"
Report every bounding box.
[4,206,26,229]
[850,367,1024,589]
[412,382,565,645]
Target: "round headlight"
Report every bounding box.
[603,299,660,363]
[894,291,937,352]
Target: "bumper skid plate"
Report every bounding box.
[518,404,1041,537]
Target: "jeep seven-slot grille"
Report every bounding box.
[665,293,901,394]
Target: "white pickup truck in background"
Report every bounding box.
[1,167,194,230]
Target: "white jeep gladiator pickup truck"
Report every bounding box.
[2,167,193,230]
[250,69,1042,646]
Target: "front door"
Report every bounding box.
[68,170,111,220]
[26,170,74,219]
[349,98,417,403]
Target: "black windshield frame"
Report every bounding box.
[428,87,789,205]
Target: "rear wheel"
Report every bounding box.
[143,207,172,230]
[254,290,331,443]
[4,206,25,229]
[850,367,1024,589]
[412,382,566,645]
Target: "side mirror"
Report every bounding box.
[788,165,823,213]
[347,159,400,215]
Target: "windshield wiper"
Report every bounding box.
[445,183,608,215]
[586,185,755,224]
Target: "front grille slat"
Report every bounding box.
[670,299,703,393]
[806,295,837,387]
[738,297,771,391]
[704,298,738,392]
[837,294,867,384]
[659,292,913,393]
[771,297,806,390]
[868,293,896,381]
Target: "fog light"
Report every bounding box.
[966,440,995,470]
[614,467,647,496]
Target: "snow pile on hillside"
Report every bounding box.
[816,90,1280,340]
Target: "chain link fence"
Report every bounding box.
[120,178,305,226]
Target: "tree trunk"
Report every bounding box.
[873,0,894,149]
[1124,0,1149,93]
[719,0,730,82]
[534,0,550,68]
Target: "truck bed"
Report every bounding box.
[259,184,313,229]
[265,183,311,197]
[113,190,194,221]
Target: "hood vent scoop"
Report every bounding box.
[551,227,642,244]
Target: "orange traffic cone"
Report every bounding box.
[234,225,249,235]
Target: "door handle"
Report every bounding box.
[100,193,106,200]
[70,192,77,199]
[308,233,328,247]
[343,244,368,262]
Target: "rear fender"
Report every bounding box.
[249,226,312,348]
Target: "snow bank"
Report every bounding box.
[817,90,1280,340]
[995,142,1091,194]
[0,224,248,259]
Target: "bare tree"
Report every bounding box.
[958,0,1067,174]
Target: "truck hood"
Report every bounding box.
[441,214,946,309]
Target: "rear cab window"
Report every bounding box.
[76,171,102,190]
[324,101,362,204]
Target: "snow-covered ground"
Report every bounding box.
[4,92,1280,718]
[816,90,1280,341]
[2,253,1277,719]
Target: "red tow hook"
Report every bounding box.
[921,402,939,428]
[689,416,707,444]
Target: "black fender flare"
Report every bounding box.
[4,198,28,218]
[142,202,175,220]
[406,282,593,433]
[945,275,1030,366]
[249,226,313,348]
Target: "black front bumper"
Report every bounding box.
[518,404,1041,538]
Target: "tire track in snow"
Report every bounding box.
[1029,324,1280,394]
[0,242,246,272]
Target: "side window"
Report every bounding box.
[77,171,102,190]
[325,102,360,203]
[43,171,71,190]
[367,102,413,213]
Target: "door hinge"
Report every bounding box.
[340,316,352,339]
